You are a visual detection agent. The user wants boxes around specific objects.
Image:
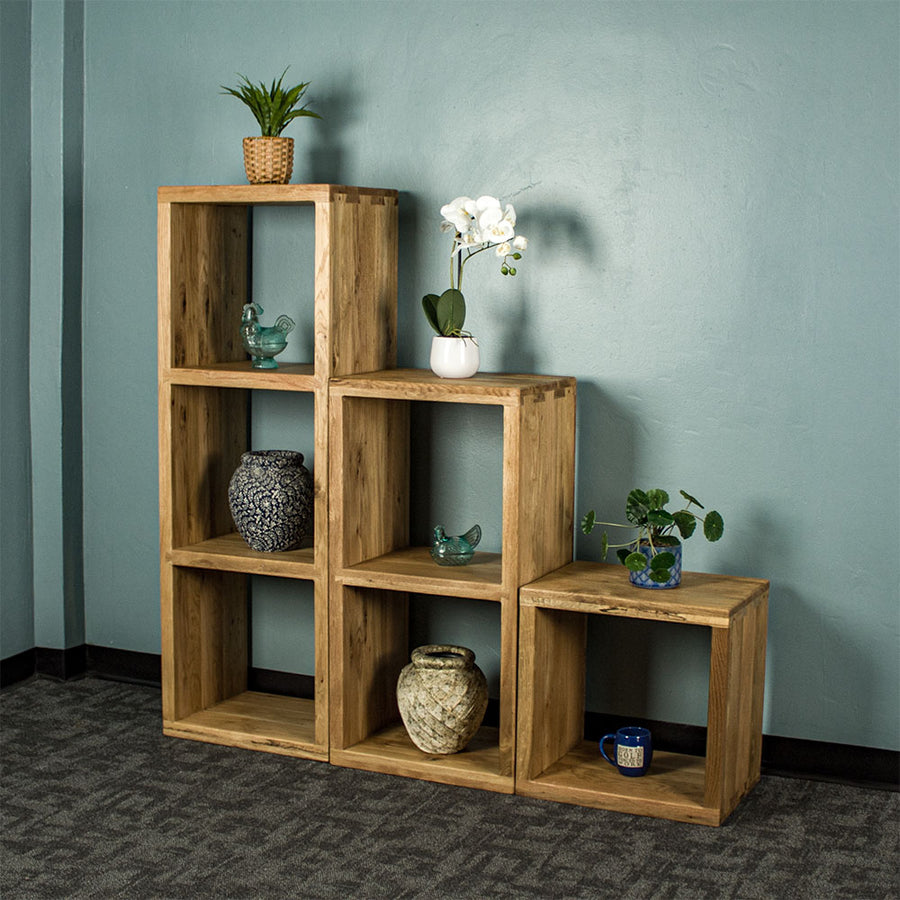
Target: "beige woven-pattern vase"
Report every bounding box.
[397,644,488,755]
[242,136,294,184]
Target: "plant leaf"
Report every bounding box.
[222,69,319,136]
[647,509,674,528]
[646,488,669,510]
[580,510,596,535]
[435,288,466,335]
[672,511,697,539]
[624,551,649,572]
[649,568,673,583]
[680,489,704,509]
[422,295,441,334]
[600,532,609,559]
[625,489,649,526]
[704,510,724,542]
[649,551,676,570]
[616,548,631,565]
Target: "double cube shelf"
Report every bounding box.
[158,185,767,825]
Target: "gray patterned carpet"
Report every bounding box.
[1,677,897,900]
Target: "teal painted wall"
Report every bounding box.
[0,0,35,659]
[12,0,899,751]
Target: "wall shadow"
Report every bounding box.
[304,77,358,184]
[495,203,597,372]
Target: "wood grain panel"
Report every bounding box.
[520,561,769,628]
[165,203,248,368]
[330,586,408,749]
[330,369,576,405]
[514,384,576,587]
[167,385,246,548]
[517,605,587,781]
[331,722,512,793]
[331,395,409,569]
[164,568,247,721]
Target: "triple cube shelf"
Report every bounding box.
[158,185,398,760]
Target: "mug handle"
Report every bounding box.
[599,733,617,766]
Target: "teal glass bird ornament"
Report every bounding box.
[430,524,482,566]
[240,302,295,369]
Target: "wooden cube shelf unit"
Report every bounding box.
[158,185,398,760]
[328,369,576,792]
[517,561,769,825]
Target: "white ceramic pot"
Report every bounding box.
[430,336,480,378]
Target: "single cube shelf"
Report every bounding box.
[516,560,769,825]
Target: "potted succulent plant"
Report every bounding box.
[581,489,724,589]
[423,195,528,378]
[221,68,320,184]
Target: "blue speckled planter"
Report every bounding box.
[628,541,683,589]
[228,450,313,552]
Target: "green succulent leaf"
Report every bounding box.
[624,551,649,572]
[649,551,676,570]
[435,288,466,335]
[625,489,650,526]
[672,511,697,539]
[221,68,319,136]
[680,490,704,509]
[704,510,724,542]
[580,510,596,535]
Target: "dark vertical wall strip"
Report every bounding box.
[61,0,86,650]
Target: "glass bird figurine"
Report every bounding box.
[430,524,482,566]
[240,302,295,369]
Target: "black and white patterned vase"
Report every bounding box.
[228,450,313,552]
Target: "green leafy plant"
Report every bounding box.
[221,68,320,137]
[581,489,724,583]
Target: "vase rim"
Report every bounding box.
[410,644,475,669]
[638,537,681,548]
[432,334,478,344]
[240,449,304,466]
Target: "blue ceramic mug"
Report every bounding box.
[600,726,653,777]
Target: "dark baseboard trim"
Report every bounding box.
[0,648,36,688]
[35,645,88,681]
[3,645,897,790]
[86,646,161,686]
[248,667,315,698]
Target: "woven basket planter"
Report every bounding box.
[242,136,294,184]
[397,645,488,754]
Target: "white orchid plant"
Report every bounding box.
[422,195,528,337]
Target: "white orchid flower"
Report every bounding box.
[441,196,476,235]
[482,218,515,243]
[494,241,512,257]
[475,195,501,213]
[512,235,528,251]
[503,204,517,227]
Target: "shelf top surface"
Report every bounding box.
[163,362,317,391]
[158,184,398,204]
[330,368,576,404]
[521,560,768,625]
